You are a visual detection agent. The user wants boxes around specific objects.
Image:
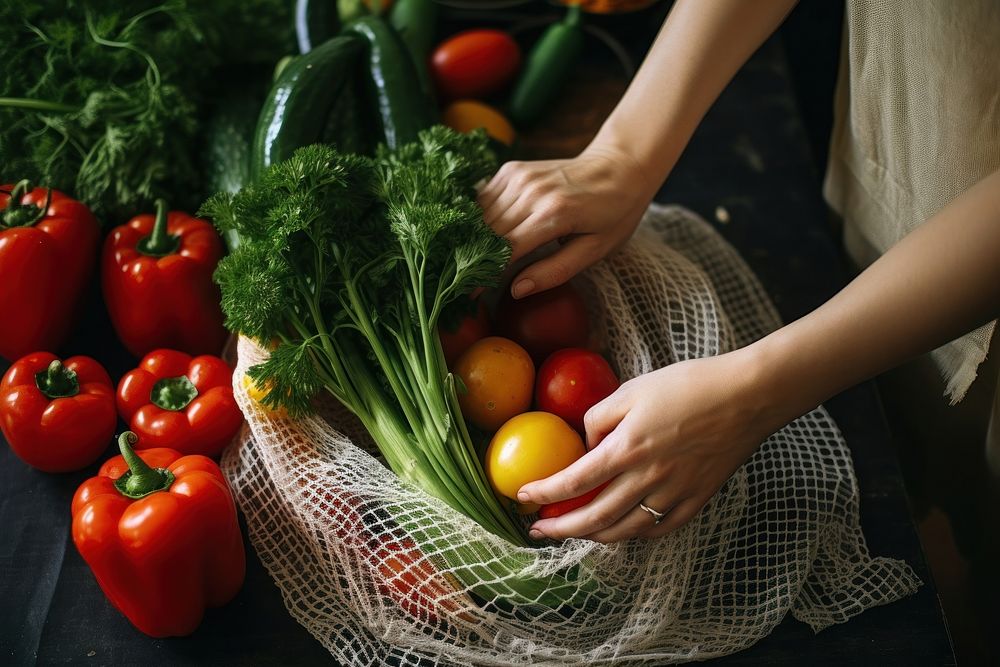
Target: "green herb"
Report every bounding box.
[0,1,292,220]
[204,126,521,541]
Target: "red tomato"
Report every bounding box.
[535,348,619,432]
[496,282,591,363]
[439,299,490,367]
[538,481,610,519]
[430,30,521,100]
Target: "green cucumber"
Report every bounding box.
[508,5,585,127]
[295,0,340,54]
[389,0,438,100]
[250,34,364,181]
[345,16,436,150]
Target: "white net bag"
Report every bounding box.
[222,204,921,665]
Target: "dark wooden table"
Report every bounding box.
[0,8,955,666]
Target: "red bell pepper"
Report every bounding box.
[102,199,227,358]
[71,432,246,637]
[0,352,116,472]
[0,180,100,361]
[117,349,243,458]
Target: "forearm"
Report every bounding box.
[589,0,799,200]
[754,169,1000,421]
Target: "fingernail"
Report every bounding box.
[512,279,534,299]
[528,529,544,540]
[517,491,530,502]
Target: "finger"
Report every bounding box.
[509,236,605,299]
[638,496,705,539]
[517,427,631,505]
[528,473,646,540]
[585,497,677,544]
[476,161,517,211]
[504,210,566,265]
[583,389,631,451]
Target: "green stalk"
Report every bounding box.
[0,97,78,113]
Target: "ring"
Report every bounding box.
[638,502,667,525]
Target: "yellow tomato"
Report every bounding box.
[442,100,516,146]
[485,411,586,500]
[455,336,534,431]
[242,374,286,417]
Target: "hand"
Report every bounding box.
[477,144,654,298]
[517,348,787,543]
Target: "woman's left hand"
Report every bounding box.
[517,347,789,542]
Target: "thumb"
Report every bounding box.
[510,236,603,299]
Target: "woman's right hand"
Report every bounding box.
[477,144,654,299]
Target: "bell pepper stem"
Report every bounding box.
[115,432,176,499]
[137,199,180,256]
[2,179,51,228]
[151,375,199,411]
[34,359,80,399]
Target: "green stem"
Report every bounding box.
[114,432,175,499]
[2,179,50,228]
[34,360,80,399]
[137,199,180,256]
[0,97,78,113]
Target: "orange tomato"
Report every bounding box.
[485,411,586,500]
[455,336,534,431]
[442,100,516,146]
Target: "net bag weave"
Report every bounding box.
[222,204,921,665]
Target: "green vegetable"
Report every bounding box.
[0,1,293,220]
[345,16,436,150]
[203,127,612,608]
[389,0,438,101]
[295,0,341,53]
[250,35,364,181]
[508,4,585,127]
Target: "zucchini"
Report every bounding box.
[389,0,438,100]
[295,0,340,54]
[345,16,436,150]
[508,5,585,127]
[250,34,364,181]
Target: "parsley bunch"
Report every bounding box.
[204,127,525,544]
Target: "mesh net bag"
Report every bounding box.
[222,204,921,665]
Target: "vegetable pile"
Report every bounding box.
[205,127,524,543]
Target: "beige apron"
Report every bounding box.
[823,0,1000,454]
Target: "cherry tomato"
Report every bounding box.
[439,299,490,367]
[485,411,585,500]
[496,282,591,362]
[442,100,516,146]
[430,30,521,100]
[455,337,534,431]
[535,348,620,432]
[538,481,610,519]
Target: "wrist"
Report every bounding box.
[584,132,661,203]
[735,327,830,434]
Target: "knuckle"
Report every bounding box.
[587,508,617,530]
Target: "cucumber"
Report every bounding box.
[508,5,585,127]
[250,34,364,181]
[295,0,340,54]
[389,0,438,100]
[345,16,436,150]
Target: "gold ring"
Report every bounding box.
[638,502,666,525]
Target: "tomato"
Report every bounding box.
[535,348,619,432]
[485,411,585,500]
[538,481,610,519]
[455,337,534,431]
[442,100,516,146]
[496,282,591,362]
[438,299,490,367]
[430,30,521,100]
